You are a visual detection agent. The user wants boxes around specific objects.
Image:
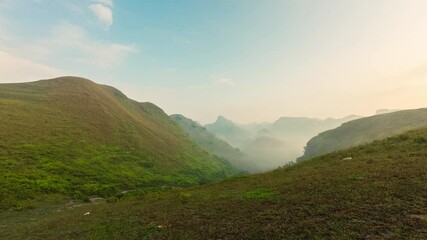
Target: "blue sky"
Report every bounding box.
[1,0,427,123]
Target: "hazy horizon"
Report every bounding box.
[1,0,427,123]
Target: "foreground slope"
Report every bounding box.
[0,77,237,209]
[298,108,427,162]
[171,114,259,172]
[2,127,426,239]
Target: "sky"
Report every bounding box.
[1,0,427,124]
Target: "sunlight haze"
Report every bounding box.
[1,0,426,123]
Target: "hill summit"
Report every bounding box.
[0,77,237,209]
[205,116,252,147]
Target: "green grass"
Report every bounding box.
[2,127,426,239]
[242,188,278,200]
[0,77,238,209]
[298,108,427,162]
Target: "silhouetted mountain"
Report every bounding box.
[205,116,252,148]
[243,115,361,167]
[204,114,361,170]
[171,114,261,172]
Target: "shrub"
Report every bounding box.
[414,137,427,144]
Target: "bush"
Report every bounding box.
[414,137,427,144]
[0,193,18,210]
[397,134,410,141]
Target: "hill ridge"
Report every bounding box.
[298,107,427,162]
[0,76,237,209]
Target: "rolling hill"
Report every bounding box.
[298,108,427,162]
[0,77,237,209]
[171,114,260,172]
[2,126,426,239]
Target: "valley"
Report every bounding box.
[1,77,426,239]
[2,1,427,238]
[2,126,426,239]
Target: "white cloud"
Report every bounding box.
[0,50,62,83]
[216,78,235,85]
[94,0,113,8]
[88,3,113,30]
[0,17,13,43]
[0,0,136,82]
[0,17,61,83]
[0,26,10,43]
[1,22,137,74]
[42,22,137,68]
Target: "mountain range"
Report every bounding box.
[170,114,260,172]
[204,114,361,170]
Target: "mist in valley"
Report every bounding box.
[2,1,427,239]
[201,114,362,171]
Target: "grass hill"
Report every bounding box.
[0,77,237,209]
[2,126,426,239]
[171,114,260,172]
[298,108,427,162]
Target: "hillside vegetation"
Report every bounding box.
[171,114,259,172]
[2,127,426,239]
[0,77,237,209]
[298,108,427,162]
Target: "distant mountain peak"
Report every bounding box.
[170,113,185,120]
[217,115,228,121]
[215,115,234,124]
[39,76,95,85]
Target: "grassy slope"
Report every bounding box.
[0,77,237,209]
[298,108,427,162]
[2,127,426,239]
[171,114,258,172]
